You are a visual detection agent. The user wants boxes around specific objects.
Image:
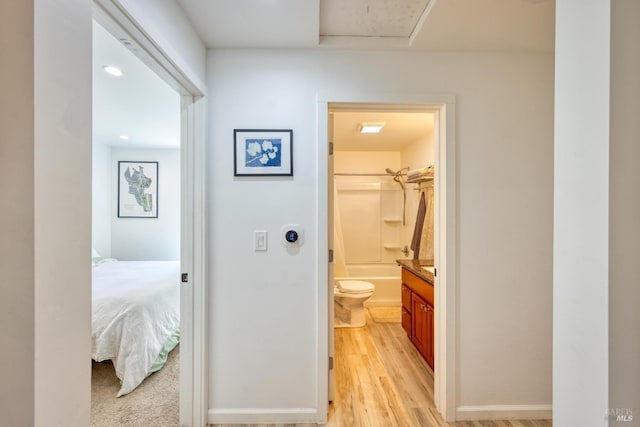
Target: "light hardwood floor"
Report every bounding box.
[212,308,551,427]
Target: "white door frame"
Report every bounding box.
[93,2,208,426]
[317,93,457,422]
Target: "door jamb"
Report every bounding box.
[93,2,208,426]
[317,94,457,422]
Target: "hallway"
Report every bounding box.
[214,308,552,427]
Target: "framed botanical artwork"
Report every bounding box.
[234,129,293,176]
[118,161,159,218]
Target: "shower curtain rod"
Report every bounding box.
[334,173,406,177]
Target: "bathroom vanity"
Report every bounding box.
[397,259,435,370]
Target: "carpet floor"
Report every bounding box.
[91,345,179,427]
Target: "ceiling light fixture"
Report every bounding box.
[119,135,129,140]
[359,122,386,134]
[103,65,123,77]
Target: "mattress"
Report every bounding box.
[92,260,180,396]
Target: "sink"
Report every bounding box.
[421,266,435,274]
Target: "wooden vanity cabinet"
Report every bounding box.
[401,284,412,335]
[401,267,435,369]
[412,293,434,368]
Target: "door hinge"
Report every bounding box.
[329,249,333,262]
[181,273,189,283]
[329,142,334,155]
[329,356,334,370]
[434,267,437,277]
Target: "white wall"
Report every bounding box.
[33,0,93,424]
[610,0,640,420]
[554,2,610,426]
[333,150,400,174]
[92,145,180,260]
[0,0,94,425]
[207,49,554,422]
[93,142,112,257]
[0,1,35,424]
[110,147,181,261]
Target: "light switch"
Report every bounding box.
[254,230,267,251]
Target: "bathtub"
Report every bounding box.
[335,263,401,306]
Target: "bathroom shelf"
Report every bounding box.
[383,244,403,250]
[383,218,402,224]
[407,176,434,184]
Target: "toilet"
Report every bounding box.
[334,280,375,328]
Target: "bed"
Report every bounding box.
[91,259,180,397]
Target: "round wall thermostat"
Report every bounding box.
[281,224,304,248]
[285,230,299,243]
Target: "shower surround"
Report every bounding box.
[333,173,407,305]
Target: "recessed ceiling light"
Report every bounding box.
[119,135,129,140]
[359,122,386,134]
[103,65,123,77]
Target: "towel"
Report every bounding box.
[407,165,434,182]
[411,192,426,259]
[419,186,435,260]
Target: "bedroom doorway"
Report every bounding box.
[91,16,182,423]
[92,1,207,426]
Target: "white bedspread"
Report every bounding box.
[92,260,180,397]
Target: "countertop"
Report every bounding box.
[396,259,435,285]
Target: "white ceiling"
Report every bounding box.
[93,0,554,152]
[178,0,555,52]
[333,111,434,152]
[410,0,555,51]
[93,21,180,149]
[176,0,320,49]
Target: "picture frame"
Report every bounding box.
[234,129,293,176]
[118,161,159,218]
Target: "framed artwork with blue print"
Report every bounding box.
[234,129,293,176]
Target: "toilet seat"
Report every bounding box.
[336,280,375,294]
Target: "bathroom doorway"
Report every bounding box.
[318,98,457,422]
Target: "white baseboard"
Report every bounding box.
[456,404,552,421]
[208,408,319,424]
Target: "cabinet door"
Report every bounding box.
[401,307,411,336]
[411,293,429,359]
[425,302,434,369]
[401,284,412,311]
